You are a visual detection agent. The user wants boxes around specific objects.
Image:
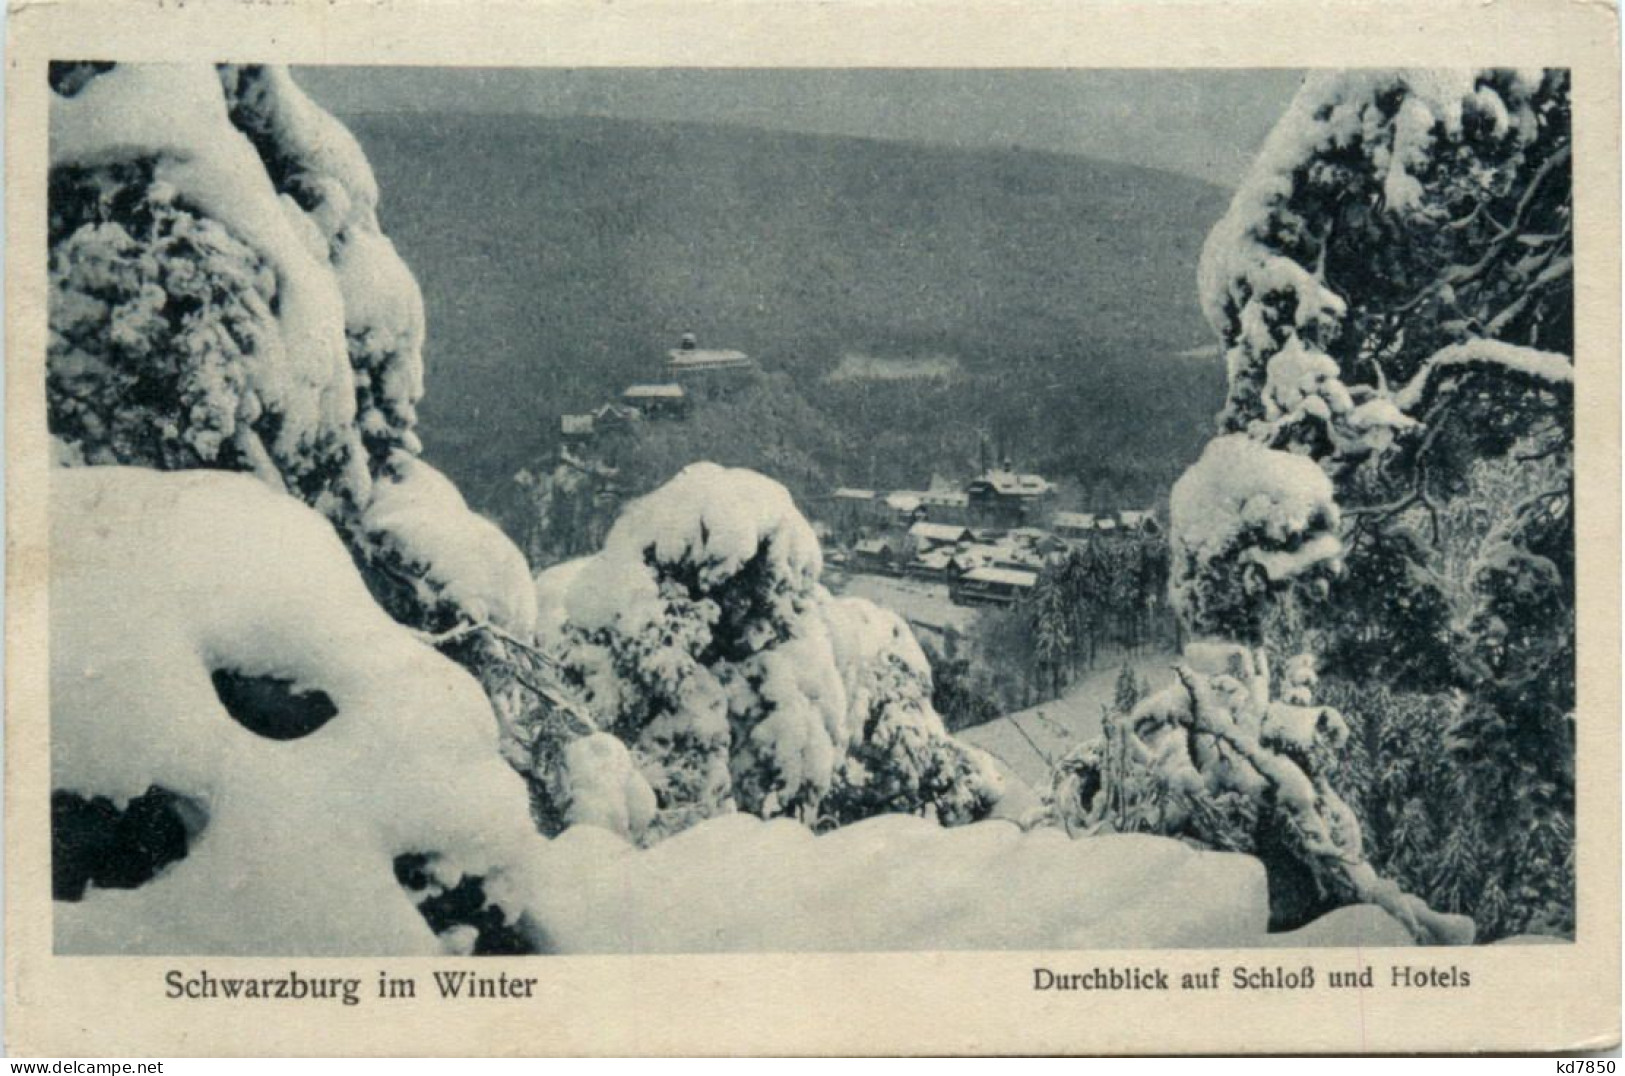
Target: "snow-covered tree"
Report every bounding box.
[1169,434,1343,641]
[1194,69,1572,683]
[1031,571,1073,697]
[48,63,426,514]
[510,459,617,568]
[47,63,539,640]
[49,62,1433,959]
[820,597,1004,828]
[1061,69,1574,942]
[1188,68,1574,938]
[46,64,591,879]
[1199,70,1569,447]
[533,463,1002,840]
[1112,662,1143,714]
[355,452,537,634]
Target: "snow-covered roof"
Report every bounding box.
[972,470,1053,497]
[1119,510,1154,526]
[1053,511,1098,530]
[909,522,971,544]
[921,491,970,508]
[962,566,1038,588]
[854,539,894,555]
[885,493,923,512]
[623,383,686,399]
[560,414,594,435]
[916,549,956,570]
[833,488,876,500]
[994,550,1046,570]
[593,402,640,422]
[666,348,752,370]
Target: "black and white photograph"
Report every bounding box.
[40,57,1579,964]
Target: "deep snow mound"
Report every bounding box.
[51,466,543,955]
[502,814,1279,953]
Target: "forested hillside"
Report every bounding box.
[340,112,1229,509]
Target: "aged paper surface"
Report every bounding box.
[5,0,1620,1056]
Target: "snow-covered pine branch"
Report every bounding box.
[1392,338,1572,415]
[1052,644,1473,944]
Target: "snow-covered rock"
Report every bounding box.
[44,471,1313,956]
[1263,904,1416,948]
[51,467,543,955]
[500,815,1274,953]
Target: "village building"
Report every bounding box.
[909,546,959,581]
[1007,526,1049,545]
[947,545,997,576]
[990,543,1047,572]
[966,467,1055,529]
[828,488,886,533]
[908,521,974,550]
[592,401,641,433]
[1052,511,1099,540]
[665,333,759,398]
[560,401,643,450]
[622,383,689,420]
[559,413,595,442]
[950,565,1038,607]
[884,491,928,525]
[918,490,971,526]
[852,537,900,575]
[879,489,970,526]
[1050,508,1160,539]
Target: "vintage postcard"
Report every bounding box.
[4,0,1619,1057]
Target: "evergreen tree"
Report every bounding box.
[1032,569,1073,698]
[1172,68,1574,939]
[1112,662,1142,715]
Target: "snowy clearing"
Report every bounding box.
[832,572,981,636]
[957,653,1179,791]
